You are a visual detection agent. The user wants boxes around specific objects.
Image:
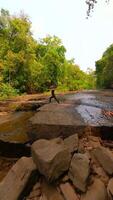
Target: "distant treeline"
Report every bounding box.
[96,44,113,89]
[0,9,96,98]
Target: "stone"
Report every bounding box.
[81,178,108,200]
[0,157,37,200]
[88,136,101,148]
[92,146,113,175]
[28,103,85,140]
[59,182,79,200]
[60,175,69,183]
[107,178,113,200]
[91,165,109,185]
[26,182,41,199]
[68,153,90,192]
[41,178,64,200]
[64,134,78,153]
[0,111,33,143]
[32,138,71,181]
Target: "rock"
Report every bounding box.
[91,163,109,185]
[26,182,41,200]
[107,178,113,200]
[28,103,85,140]
[59,182,79,200]
[0,111,33,143]
[92,146,113,175]
[87,136,101,148]
[32,138,71,181]
[60,175,69,183]
[16,101,44,111]
[0,157,37,200]
[68,153,90,192]
[41,178,64,200]
[81,178,108,200]
[64,134,78,154]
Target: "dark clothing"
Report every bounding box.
[49,89,59,103]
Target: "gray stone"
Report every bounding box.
[68,153,90,192]
[32,138,71,181]
[107,178,113,200]
[28,103,85,140]
[0,157,37,200]
[64,134,78,153]
[81,179,108,200]
[92,146,113,175]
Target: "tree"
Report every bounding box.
[96,44,113,88]
[35,35,66,90]
[0,9,38,93]
[0,9,96,97]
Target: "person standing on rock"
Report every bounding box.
[49,85,59,103]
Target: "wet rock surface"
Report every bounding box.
[0,111,34,143]
[28,90,113,141]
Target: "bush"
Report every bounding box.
[0,83,19,99]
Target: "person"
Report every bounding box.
[49,85,59,103]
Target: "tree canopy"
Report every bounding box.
[0,9,95,98]
[96,44,113,88]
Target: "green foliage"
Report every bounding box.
[96,44,113,88]
[0,9,95,98]
[0,83,18,99]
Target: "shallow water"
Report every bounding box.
[65,91,113,126]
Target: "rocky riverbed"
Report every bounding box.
[0,90,113,199]
[1,133,113,200]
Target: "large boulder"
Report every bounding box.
[92,146,113,175]
[0,157,37,200]
[28,103,85,140]
[64,134,78,154]
[81,178,108,200]
[32,138,71,181]
[68,153,90,192]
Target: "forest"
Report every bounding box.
[0,9,96,99]
[0,8,112,99]
[96,45,113,89]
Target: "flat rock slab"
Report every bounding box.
[28,91,113,140]
[28,103,85,140]
[0,111,33,143]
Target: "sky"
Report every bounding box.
[0,0,113,71]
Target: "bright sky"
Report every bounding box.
[0,0,113,71]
